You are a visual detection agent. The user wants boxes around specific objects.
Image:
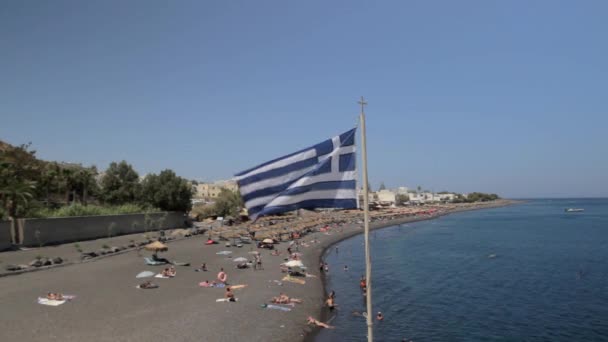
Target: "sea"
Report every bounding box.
[316,199,608,341]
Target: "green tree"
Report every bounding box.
[73,166,99,205]
[140,170,193,212]
[395,194,409,206]
[0,143,40,219]
[100,161,141,205]
[212,188,243,217]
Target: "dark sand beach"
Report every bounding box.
[0,200,516,342]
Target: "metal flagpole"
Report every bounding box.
[358,96,373,342]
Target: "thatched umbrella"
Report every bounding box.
[145,241,168,252]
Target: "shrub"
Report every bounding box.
[27,203,159,218]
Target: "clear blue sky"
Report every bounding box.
[1,1,607,198]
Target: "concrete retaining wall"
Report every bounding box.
[0,221,11,251]
[2,212,187,248]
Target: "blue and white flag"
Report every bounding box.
[234,128,358,220]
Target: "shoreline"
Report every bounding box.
[0,200,520,342]
[302,199,520,341]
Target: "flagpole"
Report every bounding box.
[358,96,373,342]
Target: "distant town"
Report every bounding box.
[191,180,500,209]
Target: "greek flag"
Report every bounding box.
[234,128,358,220]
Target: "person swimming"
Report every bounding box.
[376,311,384,321]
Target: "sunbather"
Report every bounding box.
[139,281,159,289]
[161,266,176,277]
[195,263,208,272]
[271,293,302,304]
[46,293,64,301]
[199,280,217,287]
[225,287,236,302]
[306,316,334,329]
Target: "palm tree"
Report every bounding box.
[0,180,36,218]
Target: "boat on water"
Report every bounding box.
[565,208,584,212]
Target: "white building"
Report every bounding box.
[194,180,238,200]
[377,189,396,205]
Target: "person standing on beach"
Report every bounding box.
[255,254,263,270]
[320,262,324,273]
[217,268,227,284]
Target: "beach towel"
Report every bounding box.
[171,262,190,266]
[144,257,166,266]
[38,298,66,306]
[155,274,172,279]
[216,298,238,302]
[230,284,248,290]
[282,276,306,285]
[37,295,75,306]
[216,251,232,255]
[136,284,159,289]
[262,304,291,311]
[136,271,155,278]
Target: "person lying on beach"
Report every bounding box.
[195,263,208,272]
[225,287,236,302]
[271,250,280,256]
[306,316,334,329]
[161,266,176,277]
[46,293,64,301]
[236,263,249,269]
[271,293,303,304]
[139,281,159,289]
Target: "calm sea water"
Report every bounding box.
[316,199,608,341]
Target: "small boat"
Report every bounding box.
[565,208,584,212]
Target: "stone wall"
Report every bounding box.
[0,212,187,249]
[0,221,11,251]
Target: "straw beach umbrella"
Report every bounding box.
[145,241,168,252]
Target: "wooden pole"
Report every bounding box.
[358,96,373,342]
